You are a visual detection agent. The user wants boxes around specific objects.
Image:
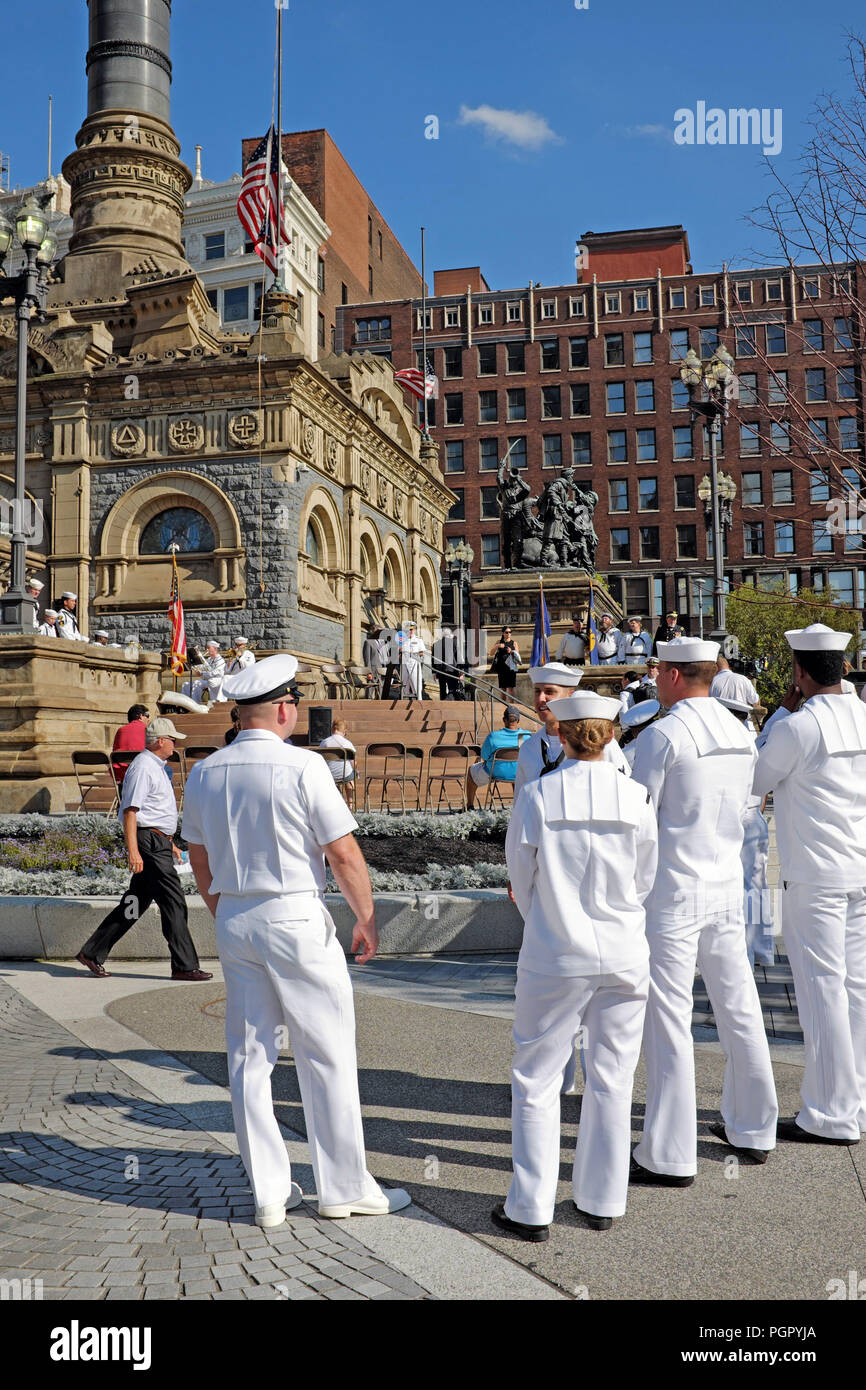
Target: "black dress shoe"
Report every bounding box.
[629,1156,695,1187]
[171,969,214,982]
[76,951,109,978]
[707,1121,770,1164]
[491,1204,549,1243]
[573,1203,612,1230]
[776,1118,859,1147]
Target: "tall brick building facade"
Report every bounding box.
[338,225,865,636]
[241,129,422,356]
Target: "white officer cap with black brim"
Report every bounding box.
[223,652,299,705]
[528,662,584,686]
[620,699,661,730]
[784,622,851,652]
[547,692,621,721]
[656,636,720,662]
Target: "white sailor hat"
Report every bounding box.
[528,662,584,687]
[234,636,249,645]
[93,629,110,639]
[60,591,77,600]
[784,622,852,652]
[43,608,58,618]
[717,695,752,716]
[547,692,621,721]
[656,635,720,662]
[27,579,44,591]
[224,652,299,705]
[205,639,219,649]
[620,699,660,729]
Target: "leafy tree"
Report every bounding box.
[726,584,861,709]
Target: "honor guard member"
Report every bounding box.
[26,578,44,629]
[37,608,59,637]
[596,614,622,665]
[515,663,630,795]
[630,636,778,1183]
[182,654,411,1229]
[56,592,86,640]
[495,692,658,1241]
[619,699,661,770]
[754,623,866,1144]
[717,696,774,967]
[91,629,111,646]
[555,617,587,665]
[76,718,211,982]
[621,617,652,665]
[227,637,255,674]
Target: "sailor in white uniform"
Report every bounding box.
[56,592,87,640]
[717,696,774,967]
[515,663,630,796]
[37,608,59,637]
[630,636,778,1183]
[400,622,427,700]
[227,636,255,675]
[494,692,657,1241]
[183,640,227,704]
[754,623,866,1144]
[183,654,411,1228]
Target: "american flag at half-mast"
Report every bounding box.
[394,361,439,401]
[236,126,292,275]
[168,551,186,675]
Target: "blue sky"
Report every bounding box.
[2,0,861,287]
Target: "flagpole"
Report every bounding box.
[421,226,428,437]
[539,573,547,665]
[275,2,284,291]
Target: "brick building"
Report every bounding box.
[241,129,423,356]
[338,225,866,636]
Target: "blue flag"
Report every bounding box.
[587,586,600,666]
[530,586,551,667]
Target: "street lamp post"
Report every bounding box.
[680,346,735,645]
[0,193,57,633]
[443,540,474,671]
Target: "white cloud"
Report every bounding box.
[619,123,675,143]
[458,104,562,152]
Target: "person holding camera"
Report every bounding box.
[489,626,521,692]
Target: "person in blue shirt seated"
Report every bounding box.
[466,706,532,807]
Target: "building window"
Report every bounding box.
[605,334,625,366]
[478,303,494,324]
[418,399,435,427]
[670,329,689,361]
[477,343,496,375]
[506,342,525,373]
[671,377,691,411]
[801,276,820,299]
[773,470,794,505]
[606,382,626,414]
[445,393,463,425]
[368,215,373,246]
[317,256,325,292]
[812,519,833,553]
[479,438,499,470]
[368,267,374,294]
[634,290,651,312]
[639,477,659,510]
[735,325,757,358]
[738,373,758,406]
[834,316,853,350]
[607,430,627,464]
[635,379,655,412]
[744,522,765,556]
[356,316,391,343]
[808,418,830,451]
[205,288,218,311]
[610,527,631,561]
[507,301,522,321]
[478,390,498,423]
[569,336,589,369]
[677,525,698,558]
[805,367,827,401]
[637,428,657,461]
[699,327,719,359]
[609,479,629,512]
[675,475,696,509]
[810,468,830,502]
[416,308,432,330]
[669,287,686,309]
[378,230,383,260]
[543,435,562,469]
[507,436,527,469]
[506,388,526,421]
[445,305,461,328]
[742,472,763,505]
[480,486,499,519]
[318,312,325,349]
[775,521,795,555]
[221,285,249,322]
[740,423,761,455]
[765,278,783,302]
[448,489,465,521]
[768,371,788,403]
[640,526,660,560]
[837,366,857,399]
[633,331,653,364]
[845,521,864,553]
[570,383,590,416]
[569,296,586,316]
[803,318,824,352]
[829,570,856,602]
[540,338,560,370]
[481,534,501,567]
[839,417,859,451]
[604,292,621,314]
[572,432,591,466]
[763,322,786,355]
[540,298,557,319]
[445,440,464,473]
[734,282,753,304]
[443,346,463,378]
[673,426,693,459]
[700,285,716,306]
[771,422,791,454]
[204,231,225,261]
[542,385,561,419]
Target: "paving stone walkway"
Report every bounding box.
[0,980,429,1301]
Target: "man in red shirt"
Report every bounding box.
[112,705,149,783]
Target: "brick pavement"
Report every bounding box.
[0,979,430,1301]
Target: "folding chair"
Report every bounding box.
[425,744,472,813]
[404,746,425,811]
[71,750,120,815]
[314,746,357,807]
[363,742,408,812]
[321,664,352,700]
[484,745,521,809]
[166,748,186,811]
[181,745,219,786]
[110,750,139,787]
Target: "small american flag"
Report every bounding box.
[236,126,291,275]
[394,362,439,401]
[168,552,186,675]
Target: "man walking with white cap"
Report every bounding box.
[515,663,629,794]
[754,624,866,1145]
[630,636,778,1183]
[227,637,255,674]
[76,718,211,982]
[182,654,411,1229]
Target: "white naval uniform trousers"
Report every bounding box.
[631,699,778,1175]
[755,695,866,1139]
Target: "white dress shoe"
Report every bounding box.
[255,1181,304,1228]
[318,1186,412,1219]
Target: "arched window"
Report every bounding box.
[140,507,215,555]
[305,521,320,566]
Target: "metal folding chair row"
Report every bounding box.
[71,744,221,815]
